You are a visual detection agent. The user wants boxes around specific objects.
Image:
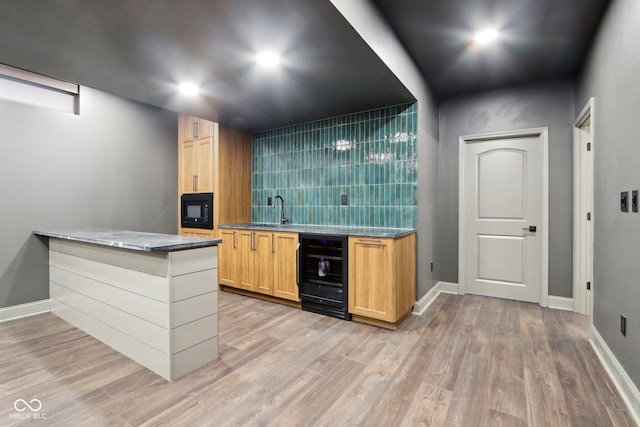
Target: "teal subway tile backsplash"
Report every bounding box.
[252,103,417,228]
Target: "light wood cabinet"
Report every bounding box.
[178,114,251,238]
[220,229,299,303]
[237,229,255,291]
[273,232,299,301]
[180,115,213,142]
[348,233,416,329]
[218,229,239,287]
[225,229,268,293]
[179,137,213,194]
[180,229,216,238]
[254,232,275,295]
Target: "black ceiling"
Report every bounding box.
[0,0,610,131]
[372,0,611,99]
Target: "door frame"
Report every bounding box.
[573,98,595,316]
[458,127,550,306]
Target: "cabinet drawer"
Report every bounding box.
[300,281,344,304]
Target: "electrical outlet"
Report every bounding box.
[341,194,348,206]
[621,315,627,336]
[621,191,629,212]
[267,196,273,206]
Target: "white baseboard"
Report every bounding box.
[414,283,573,314]
[547,295,574,311]
[438,281,459,295]
[413,281,459,316]
[590,325,640,425]
[0,299,51,323]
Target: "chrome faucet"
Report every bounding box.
[273,195,289,225]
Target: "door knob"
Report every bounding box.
[521,226,537,232]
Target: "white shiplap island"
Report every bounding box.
[34,228,221,381]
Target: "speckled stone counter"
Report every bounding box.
[34,228,221,252]
[218,223,415,238]
[35,228,219,381]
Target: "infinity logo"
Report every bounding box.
[13,399,42,412]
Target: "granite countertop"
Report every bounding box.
[33,228,222,252]
[218,223,416,238]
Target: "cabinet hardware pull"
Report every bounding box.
[233,231,236,249]
[192,175,196,191]
[272,233,275,253]
[251,232,255,251]
[194,175,198,191]
[193,121,198,140]
[357,238,383,244]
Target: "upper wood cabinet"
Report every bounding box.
[180,115,213,142]
[177,114,251,238]
[179,137,214,194]
[348,234,416,329]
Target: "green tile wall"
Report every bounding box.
[252,103,417,228]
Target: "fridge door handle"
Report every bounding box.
[296,242,301,286]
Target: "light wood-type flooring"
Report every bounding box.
[0,291,636,426]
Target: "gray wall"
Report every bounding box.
[577,0,640,388]
[0,87,178,308]
[330,0,440,300]
[437,81,576,297]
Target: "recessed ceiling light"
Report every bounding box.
[474,29,498,44]
[256,52,281,68]
[178,83,199,95]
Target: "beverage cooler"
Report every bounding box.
[298,234,350,320]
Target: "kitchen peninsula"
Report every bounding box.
[34,228,221,381]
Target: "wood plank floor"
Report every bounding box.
[0,292,636,426]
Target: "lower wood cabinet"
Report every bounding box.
[220,228,416,329]
[219,229,299,302]
[218,228,238,287]
[348,233,416,329]
[253,231,275,295]
[237,229,257,292]
[273,232,299,300]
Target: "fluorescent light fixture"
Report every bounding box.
[474,29,498,44]
[256,52,281,68]
[178,83,199,95]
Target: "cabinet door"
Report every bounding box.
[180,115,213,142]
[273,232,299,301]
[219,229,238,287]
[237,230,256,291]
[348,237,394,322]
[195,137,214,193]
[179,114,196,142]
[179,140,198,194]
[254,232,274,295]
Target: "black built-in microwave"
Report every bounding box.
[181,193,213,229]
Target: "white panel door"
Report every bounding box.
[463,134,543,302]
